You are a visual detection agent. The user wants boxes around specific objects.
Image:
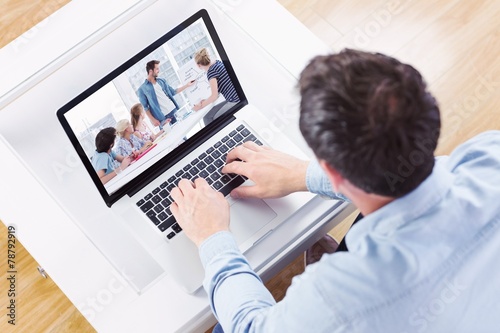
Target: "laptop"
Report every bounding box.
[56,9,315,293]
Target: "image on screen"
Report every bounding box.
[62,16,243,196]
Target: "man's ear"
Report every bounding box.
[319,160,344,192]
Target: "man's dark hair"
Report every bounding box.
[95,127,116,153]
[146,60,160,74]
[299,49,441,197]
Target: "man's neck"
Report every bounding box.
[147,75,156,84]
[342,185,395,216]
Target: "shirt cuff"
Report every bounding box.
[306,160,350,201]
[199,231,240,268]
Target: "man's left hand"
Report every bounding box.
[170,178,230,247]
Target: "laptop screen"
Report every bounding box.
[57,9,246,206]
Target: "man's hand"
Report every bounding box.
[222,141,310,199]
[170,178,230,247]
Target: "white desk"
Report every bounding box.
[0,1,355,332]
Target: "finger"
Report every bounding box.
[222,160,250,178]
[194,177,210,189]
[226,144,257,163]
[177,178,195,194]
[170,187,183,204]
[170,201,179,216]
[242,140,266,152]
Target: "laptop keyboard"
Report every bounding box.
[135,124,262,240]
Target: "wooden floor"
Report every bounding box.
[1,0,499,332]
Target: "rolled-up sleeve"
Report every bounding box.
[306,160,350,201]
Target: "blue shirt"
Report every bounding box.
[137,78,179,122]
[91,150,118,175]
[199,131,500,333]
[207,60,240,103]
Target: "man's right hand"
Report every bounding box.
[222,141,309,199]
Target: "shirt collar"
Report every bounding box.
[347,160,454,238]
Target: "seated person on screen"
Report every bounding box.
[91,127,132,185]
[130,103,164,142]
[192,48,240,124]
[115,119,153,158]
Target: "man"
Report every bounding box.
[137,60,194,128]
[170,49,500,332]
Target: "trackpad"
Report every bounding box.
[229,198,277,245]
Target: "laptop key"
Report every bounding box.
[152,187,161,195]
[161,198,172,207]
[219,176,246,197]
[199,170,209,178]
[140,200,154,212]
[234,134,243,142]
[226,139,236,148]
[214,159,224,168]
[196,161,207,170]
[206,147,214,154]
[214,141,222,148]
[241,128,251,137]
[189,167,199,176]
[158,212,168,221]
[172,223,182,233]
[236,124,245,131]
[190,158,199,165]
[204,156,214,164]
[219,145,228,153]
[220,175,231,184]
[211,150,221,159]
[158,216,176,231]
[229,130,237,137]
[136,199,145,206]
[146,211,161,225]
[159,189,169,198]
[166,232,176,239]
[207,164,216,173]
[221,136,229,143]
[160,181,168,189]
[213,181,223,190]
[175,170,184,177]
[183,164,192,171]
[198,152,207,160]
[154,205,164,213]
[168,175,176,183]
[144,193,153,200]
[151,195,162,204]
